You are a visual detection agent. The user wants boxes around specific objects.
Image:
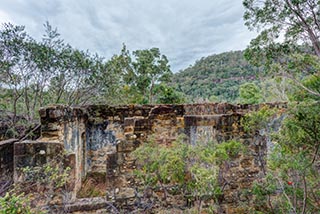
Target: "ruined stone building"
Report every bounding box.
[0,102,286,213]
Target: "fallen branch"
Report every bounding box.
[19,124,40,142]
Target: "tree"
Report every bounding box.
[0,23,32,123]
[243,0,320,56]
[260,77,291,102]
[105,45,172,104]
[154,83,186,104]
[171,51,261,103]
[289,73,320,101]
[243,0,320,97]
[99,44,135,104]
[239,82,263,104]
[132,47,172,104]
[243,103,320,213]
[40,22,103,106]
[0,22,105,108]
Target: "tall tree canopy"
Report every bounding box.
[105,44,173,104]
[243,0,320,98]
[244,0,320,56]
[0,23,176,127]
[0,22,177,139]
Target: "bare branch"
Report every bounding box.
[279,73,320,97]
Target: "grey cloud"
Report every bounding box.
[0,0,256,71]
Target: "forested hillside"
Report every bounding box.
[172,51,262,103]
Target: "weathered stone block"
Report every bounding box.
[49,109,63,119]
[117,140,137,153]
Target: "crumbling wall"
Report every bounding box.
[3,102,286,213]
[38,105,87,196]
[82,105,186,203]
[13,141,64,180]
[183,103,286,212]
[0,139,15,191]
[184,113,262,212]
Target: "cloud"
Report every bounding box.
[0,0,256,71]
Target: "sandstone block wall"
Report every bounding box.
[13,141,64,181]
[0,102,287,213]
[38,106,87,194]
[0,139,15,185]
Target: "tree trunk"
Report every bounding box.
[149,78,155,104]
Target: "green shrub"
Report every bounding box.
[132,135,244,212]
[0,192,32,214]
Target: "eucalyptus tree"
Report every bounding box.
[132,47,172,104]
[239,82,263,104]
[105,45,172,104]
[246,102,320,213]
[0,23,30,122]
[0,22,106,123]
[243,0,320,97]
[31,22,104,106]
[99,44,134,104]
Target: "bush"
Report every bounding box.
[0,192,32,214]
[132,135,244,212]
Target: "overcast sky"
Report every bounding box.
[0,0,256,72]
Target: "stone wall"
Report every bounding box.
[38,105,87,195]
[184,113,265,212]
[183,103,286,212]
[84,105,185,174]
[0,102,287,213]
[0,139,15,189]
[13,141,64,180]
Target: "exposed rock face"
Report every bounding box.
[0,102,287,213]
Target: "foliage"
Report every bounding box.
[242,8,320,212]
[171,48,320,104]
[133,138,189,187]
[0,23,178,140]
[104,44,173,104]
[0,22,101,119]
[251,173,280,213]
[214,139,245,160]
[0,192,32,214]
[243,0,320,98]
[247,102,320,213]
[132,135,244,211]
[21,163,70,190]
[131,47,172,104]
[241,106,278,132]
[239,82,263,104]
[289,73,320,102]
[1,152,71,213]
[260,77,291,102]
[171,50,262,103]
[274,102,320,165]
[154,83,186,104]
[243,0,320,56]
